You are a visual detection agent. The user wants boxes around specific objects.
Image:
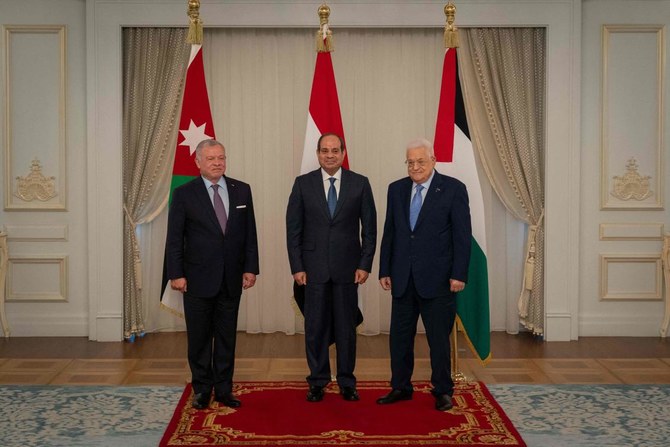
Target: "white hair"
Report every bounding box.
[406,138,435,157]
[195,139,225,160]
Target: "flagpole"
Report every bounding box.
[442,1,468,383]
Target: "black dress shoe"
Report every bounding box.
[340,387,359,401]
[435,394,453,411]
[376,389,413,405]
[215,392,242,408]
[192,392,210,409]
[306,385,325,402]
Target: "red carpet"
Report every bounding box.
[160,381,526,446]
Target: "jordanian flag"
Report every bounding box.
[434,47,491,363]
[161,44,215,317]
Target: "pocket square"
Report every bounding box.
[236,205,247,209]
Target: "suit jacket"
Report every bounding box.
[166,176,259,298]
[379,170,471,298]
[286,168,376,284]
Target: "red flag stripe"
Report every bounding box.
[433,48,457,163]
[308,51,349,169]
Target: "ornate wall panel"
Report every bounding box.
[6,255,68,302]
[600,25,665,210]
[599,222,664,241]
[600,254,663,300]
[3,25,66,210]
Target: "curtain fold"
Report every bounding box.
[458,28,546,335]
[121,28,190,340]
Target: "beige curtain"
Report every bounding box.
[139,27,529,336]
[122,28,190,340]
[459,28,546,335]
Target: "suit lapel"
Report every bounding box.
[194,178,222,234]
[401,178,412,229]
[310,169,332,221]
[225,176,237,231]
[332,169,351,219]
[414,172,444,231]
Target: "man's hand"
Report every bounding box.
[293,271,307,286]
[170,277,187,293]
[242,273,257,289]
[379,277,392,291]
[450,279,465,293]
[354,269,369,284]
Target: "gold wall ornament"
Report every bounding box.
[14,158,57,202]
[611,157,653,201]
[316,3,333,53]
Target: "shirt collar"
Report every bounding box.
[413,169,435,190]
[321,168,342,182]
[202,176,227,189]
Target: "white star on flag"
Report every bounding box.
[179,119,212,155]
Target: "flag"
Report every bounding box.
[293,24,362,328]
[434,47,491,364]
[161,44,216,317]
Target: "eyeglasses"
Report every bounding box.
[405,159,429,168]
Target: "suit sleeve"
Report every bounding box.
[358,177,377,272]
[450,181,472,282]
[378,185,394,278]
[286,178,304,274]
[166,187,186,280]
[244,186,260,275]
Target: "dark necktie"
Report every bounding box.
[409,184,424,230]
[211,184,227,234]
[327,177,337,217]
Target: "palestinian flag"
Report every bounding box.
[434,47,491,364]
[161,44,215,317]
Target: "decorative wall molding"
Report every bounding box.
[600,254,662,300]
[6,255,68,302]
[600,24,665,210]
[599,222,664,241]
[4,224,68,241]
[3,25,67,210]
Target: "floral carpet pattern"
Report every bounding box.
[0,384,668,447]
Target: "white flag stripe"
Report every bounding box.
[301,113,322,174]
[436,127,487,252]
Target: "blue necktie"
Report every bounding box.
[327,177,337,217]
[409,184,423,230]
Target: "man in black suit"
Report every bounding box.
[166,139,259,410]
[377,138,471,411]
[286,133,376,402]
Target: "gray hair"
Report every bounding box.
[406,138,435,157]
[195,139,225,160]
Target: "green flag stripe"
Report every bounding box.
[168,175,197,205]
[456,237,491,364]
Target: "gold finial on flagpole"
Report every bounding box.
[187,0,203,44]
[316,3,334,53]
[444,2,460,49]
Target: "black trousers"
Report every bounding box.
[389,276,457,396]
[183,286,240,396]
[304,281,358,388]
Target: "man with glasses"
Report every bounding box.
[286,133,377,403]
[377,138,471,411]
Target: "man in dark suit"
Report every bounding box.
[286,133,376,402]
[377,138,471,411]
[166,139,259,410]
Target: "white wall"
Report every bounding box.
[1,0,666,341]
[579,0,670,336]
[0,0,89,336]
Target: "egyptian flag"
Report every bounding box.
[293,23,363,328]
[434,47,491,363]
[161,44,215,317]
